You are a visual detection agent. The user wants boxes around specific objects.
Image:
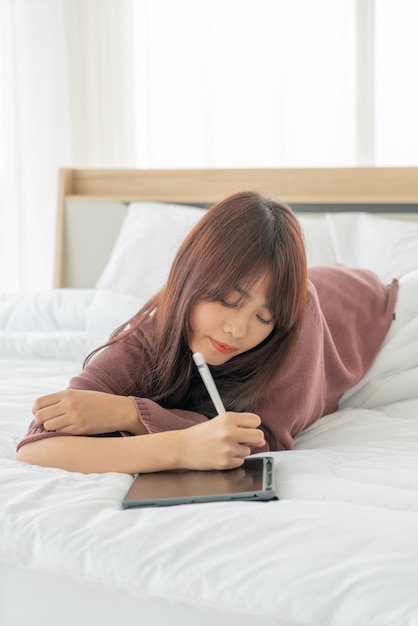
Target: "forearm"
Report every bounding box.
[15,412,266,474]
[15,432,181,474]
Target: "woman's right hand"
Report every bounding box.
[175,412,266,471]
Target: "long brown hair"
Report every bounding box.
[87,191,307,413]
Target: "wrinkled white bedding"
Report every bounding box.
[1,265,418,625]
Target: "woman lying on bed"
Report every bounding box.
[15,191,398,474]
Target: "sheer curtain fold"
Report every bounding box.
[0,0,21,290]
[133,0,356,169]
[0,0,135,292]
[67,0,136,166]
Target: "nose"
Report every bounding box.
[223,311,249,339]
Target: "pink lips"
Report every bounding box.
[210,338,237,355]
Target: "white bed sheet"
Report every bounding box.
[1,266,418,626]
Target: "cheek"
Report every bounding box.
[189,304,213,338]
[193,304,221,328]
[252,324,274,347]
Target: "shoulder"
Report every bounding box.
[120,314,156,349]
[84,314,157,371]
[307,265,398,321]
[307,264,396,295]
[306,265,398,384]
[68,314,158,394]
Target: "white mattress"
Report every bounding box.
[1,267,418,626]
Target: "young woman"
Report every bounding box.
[15,192,398,474]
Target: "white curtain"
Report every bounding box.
[1,0,418,292]
[0,0,136,292]
[0,0,74,292]
[134,0,356,168]
[133,0,418,169]
[375,0,418,165]
[0,0,21,291]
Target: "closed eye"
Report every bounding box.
[219,297,243,309]
[257,315,274,325]
[220,296,273,324]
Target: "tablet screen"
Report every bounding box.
[122,456,276,508]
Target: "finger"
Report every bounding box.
[39,412,68,431]
[218,451,247,470]
[242,412,262,428]
[234,443,251,458]
[43,417,60,432]
[230,457,246,469]
[34,403,67,425]
[43,417,75,433]
[235,426,265,447]
[228,412,262,429]
[32,391,66,414]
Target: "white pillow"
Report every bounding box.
[97,203,418,303]
[0,289,93,332]
[325,212,418,283]
[96,202,206,299]
[297,215,336,267]
[85,289,147,334]
[97,203,342,300]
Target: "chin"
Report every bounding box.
[206,353,234,367]
[206,357,226,367]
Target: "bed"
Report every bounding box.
[1,166,418,626]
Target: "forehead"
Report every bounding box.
[204,267,274,306]
[238,270,272,296]
[234,272,271,300]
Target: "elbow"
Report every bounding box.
[15,443,36,465]
[15,441,49,467]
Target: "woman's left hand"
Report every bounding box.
[32,389,146,436]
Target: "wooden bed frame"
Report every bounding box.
[55,166,418,289]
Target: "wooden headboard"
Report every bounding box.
[55,167,418,289]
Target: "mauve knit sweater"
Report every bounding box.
[17,266,398,453]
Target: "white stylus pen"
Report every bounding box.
[192,352,226,415]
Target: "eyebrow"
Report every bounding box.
[235,286,271,310]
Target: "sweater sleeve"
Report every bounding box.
[16,317,209,451]
[67,321,209,433]
[255,266,398,452]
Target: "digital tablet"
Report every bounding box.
[121,456,277,508]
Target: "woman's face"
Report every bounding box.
[189,274,275,366]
